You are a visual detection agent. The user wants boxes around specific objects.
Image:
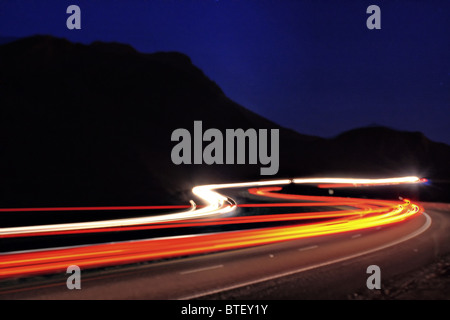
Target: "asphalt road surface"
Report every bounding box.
[1,202,448,300]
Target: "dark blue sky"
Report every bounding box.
[1,0,449,144]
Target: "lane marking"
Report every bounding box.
[179,212,432,300]
[179,264,223,275]
[298,245,318,252]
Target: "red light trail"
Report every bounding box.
[0,177,424,279]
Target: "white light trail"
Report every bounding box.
[0,177,420,236]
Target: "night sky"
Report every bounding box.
[1,0,449,144]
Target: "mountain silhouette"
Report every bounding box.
[0,35,448,207]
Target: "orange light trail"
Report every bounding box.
[0,177,424,279]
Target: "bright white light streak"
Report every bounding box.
[0,180,290,236]
[293,176,421,185]
[0,177,419,236]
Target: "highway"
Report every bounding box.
[1,177,449,299]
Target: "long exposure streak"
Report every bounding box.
[0,177,424,279]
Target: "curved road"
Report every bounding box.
[0,178,449,299]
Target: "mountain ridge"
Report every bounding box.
[0,35,448,206]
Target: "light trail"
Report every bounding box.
[0,180,290,237]
[0,176,425,279]
[293,176,422,186]
[315,177,427,189]
[0,205,192,213]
